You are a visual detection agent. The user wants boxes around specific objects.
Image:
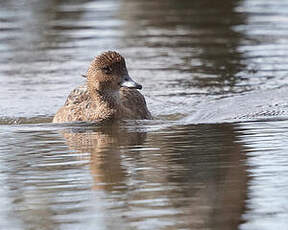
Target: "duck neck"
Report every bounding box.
[88,84,121,110]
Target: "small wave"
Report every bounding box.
[0,116,53,125]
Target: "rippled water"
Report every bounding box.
[1,0,288,229]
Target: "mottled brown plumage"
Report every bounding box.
[53,51,151,123]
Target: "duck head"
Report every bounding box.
[86,51,142,92]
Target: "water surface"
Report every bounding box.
[1,0,288,229]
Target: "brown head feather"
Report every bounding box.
[86,51,128,92]
[86,51,127,82]
[90,51,126,69]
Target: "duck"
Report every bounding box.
[53,51,152,123]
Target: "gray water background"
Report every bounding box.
[1,0,288,229]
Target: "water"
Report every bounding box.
[1,0,288,229]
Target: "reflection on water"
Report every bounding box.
[120,0,247,90]
[0,122,248,230]
[63,123,147,191]
[1,0,288,229]
[239,121,288,230]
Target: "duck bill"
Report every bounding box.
[120,74,142,90]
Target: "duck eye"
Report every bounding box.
[101,66,112,74]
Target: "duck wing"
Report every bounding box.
[64,84,90,106]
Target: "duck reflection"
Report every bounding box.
[62,121,248,230]
[62,122,147,191]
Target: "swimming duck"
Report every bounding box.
[53,51,152,123]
